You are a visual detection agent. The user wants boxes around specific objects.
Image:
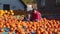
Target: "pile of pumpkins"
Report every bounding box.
[0,11,60,34]
[0,10,14,16]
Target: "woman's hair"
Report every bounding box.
[32,9,35,12]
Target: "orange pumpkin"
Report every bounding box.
[3,25,6,28]
[0,25,3,28]
[49,31,52,34]
[58,32,60,34]
[36,30,41,34]
[43,31,48,34]
[25,29,30,34]
[0,29,5,32]
[11,23,16,28]
[8,32,12,34]
[10,28,14,32]
[14,27,17,30]
[15,32,19,34]
[58,25,60,28]
[6,23,9,26]
[7,25,10,28]
[0,32,2,34]
[17,28,25,34]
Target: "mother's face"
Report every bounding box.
[34,10,37,14]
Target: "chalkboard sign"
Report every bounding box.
[3,4,10,10]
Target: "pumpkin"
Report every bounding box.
[49,31,52,34]
[58,32,60,34]
[11,13,14,15]
[0,29,5,32]
[10,28,14,32]
[5,10,8,13]
[25,29,30,34]
[3,25,6,28]
[0,25,3,28]
[43,31,48,34]
[58,24,60,28]
[10,23,16,28]
[0,10,4,16]
[17,28,25,34]
[8,32,13,34]
[36,30,41,34]
[0,32,2,34]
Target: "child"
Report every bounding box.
[23,14,31,21]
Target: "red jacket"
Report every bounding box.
[31,10,42,21]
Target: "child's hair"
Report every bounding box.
[26,14,30,18]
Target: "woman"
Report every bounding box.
[30,9,42,22]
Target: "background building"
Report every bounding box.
[37,0,60,15]
[0,0,26,10]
